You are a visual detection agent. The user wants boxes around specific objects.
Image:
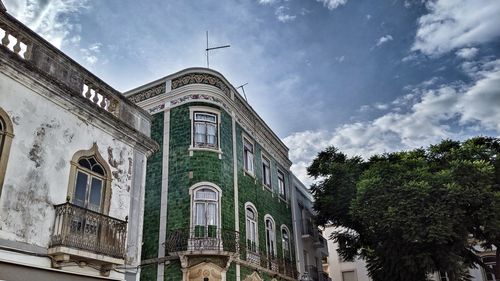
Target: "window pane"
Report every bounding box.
[195,113,216,123]
[207,124,217,145]
[89,177,103,212]
[73,172,88,207]
[78,158,92,170]
[194,123,206,145]
[195,203,205,226]
[207,203,217,226]
[195,188,217,200]
[342,271,356,281]
[92,163,105,175]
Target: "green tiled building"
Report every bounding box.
[125,68,297,281]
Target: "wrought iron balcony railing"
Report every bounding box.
[165,227,239,253]
[240,246,298,278]
[308,265,319,281]
[50,203,127,259]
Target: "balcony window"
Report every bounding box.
[246,204,258,252]
[0,107,14,194]
[281,226,291,259]
[278,170,286,199]
[265,215,276,258]
[243,138,254,175]
[192,186,219,238]
[262,155,271,188]
[193,112,218,149]
[67,144,112,214]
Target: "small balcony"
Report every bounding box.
[48,203,127,272]
[164,227,239,255]
[240,246,298,279]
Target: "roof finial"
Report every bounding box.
[0,0,6,12]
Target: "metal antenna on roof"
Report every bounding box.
[205,31,230,69]
[236,83,249,102]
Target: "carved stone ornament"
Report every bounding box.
[128,83,166,103]
[171,72,231,98]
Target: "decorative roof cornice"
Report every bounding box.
[125,68,292,168]
[0,1,6,12]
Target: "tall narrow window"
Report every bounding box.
[262,155,271,188]
[278,170,286,199]
[73,156,106,212]
[243,138,254,174]
[193,112,218,149]
[265,216,276,258]
[0,107,14,194]
[246,205,258,252]
[193,187,219,237]
[281,226,291,260]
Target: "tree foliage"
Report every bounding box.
[309,137,500,281]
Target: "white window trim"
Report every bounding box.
[261,152,272,191]
[242,134,255,177]
[189,106,223,159]
[281,224,292,260]
[264,214,277,258]
[277,169,286,200]
[188,182,222,232]
[245,202,259,252]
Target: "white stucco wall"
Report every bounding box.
[0,72,137,279]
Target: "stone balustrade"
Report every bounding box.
[0,10,151,136]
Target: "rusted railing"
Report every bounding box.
[0,10,145,120]
[164,227,239,253]
[50,203,127,259]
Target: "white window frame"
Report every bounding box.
[243,136,254,176]
[261,153,272,189]
[277,170,286,199]
[281,225,292,260]
[264,214,277,258]
[245,202,259,253]
[189,106,222,158]
[189,182,222,238]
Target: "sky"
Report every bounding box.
[3,0,500,186]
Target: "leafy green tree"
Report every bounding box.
[309,137,500,281]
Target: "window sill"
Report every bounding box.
[262,184,272,192]
[278,195,288,204]
[244,170,255,178]
[188,146,223,159]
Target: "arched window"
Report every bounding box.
[265,215,276,258]
[68,144,111,214]
[191,185,220,237]
[281,225,291,260]
[0,107,14,195]
[245,203,258,252]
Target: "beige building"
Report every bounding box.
[0,4,157,281]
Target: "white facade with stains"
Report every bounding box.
[0,5,157,281]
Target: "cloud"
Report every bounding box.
[275,6,296,23]
[376,34,393,46]
[285,59,500,186]
[80,43,102,66]
[455,47,479,60]
[316,0,347,10]
[258,0,279,4]
[412,0,500,55]
[3,0,88,49]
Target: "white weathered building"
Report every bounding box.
[290,175,330,281]
[0,5,158,281]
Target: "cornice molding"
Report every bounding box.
[134,84,292,169]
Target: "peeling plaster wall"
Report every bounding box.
[0,72,135,250]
